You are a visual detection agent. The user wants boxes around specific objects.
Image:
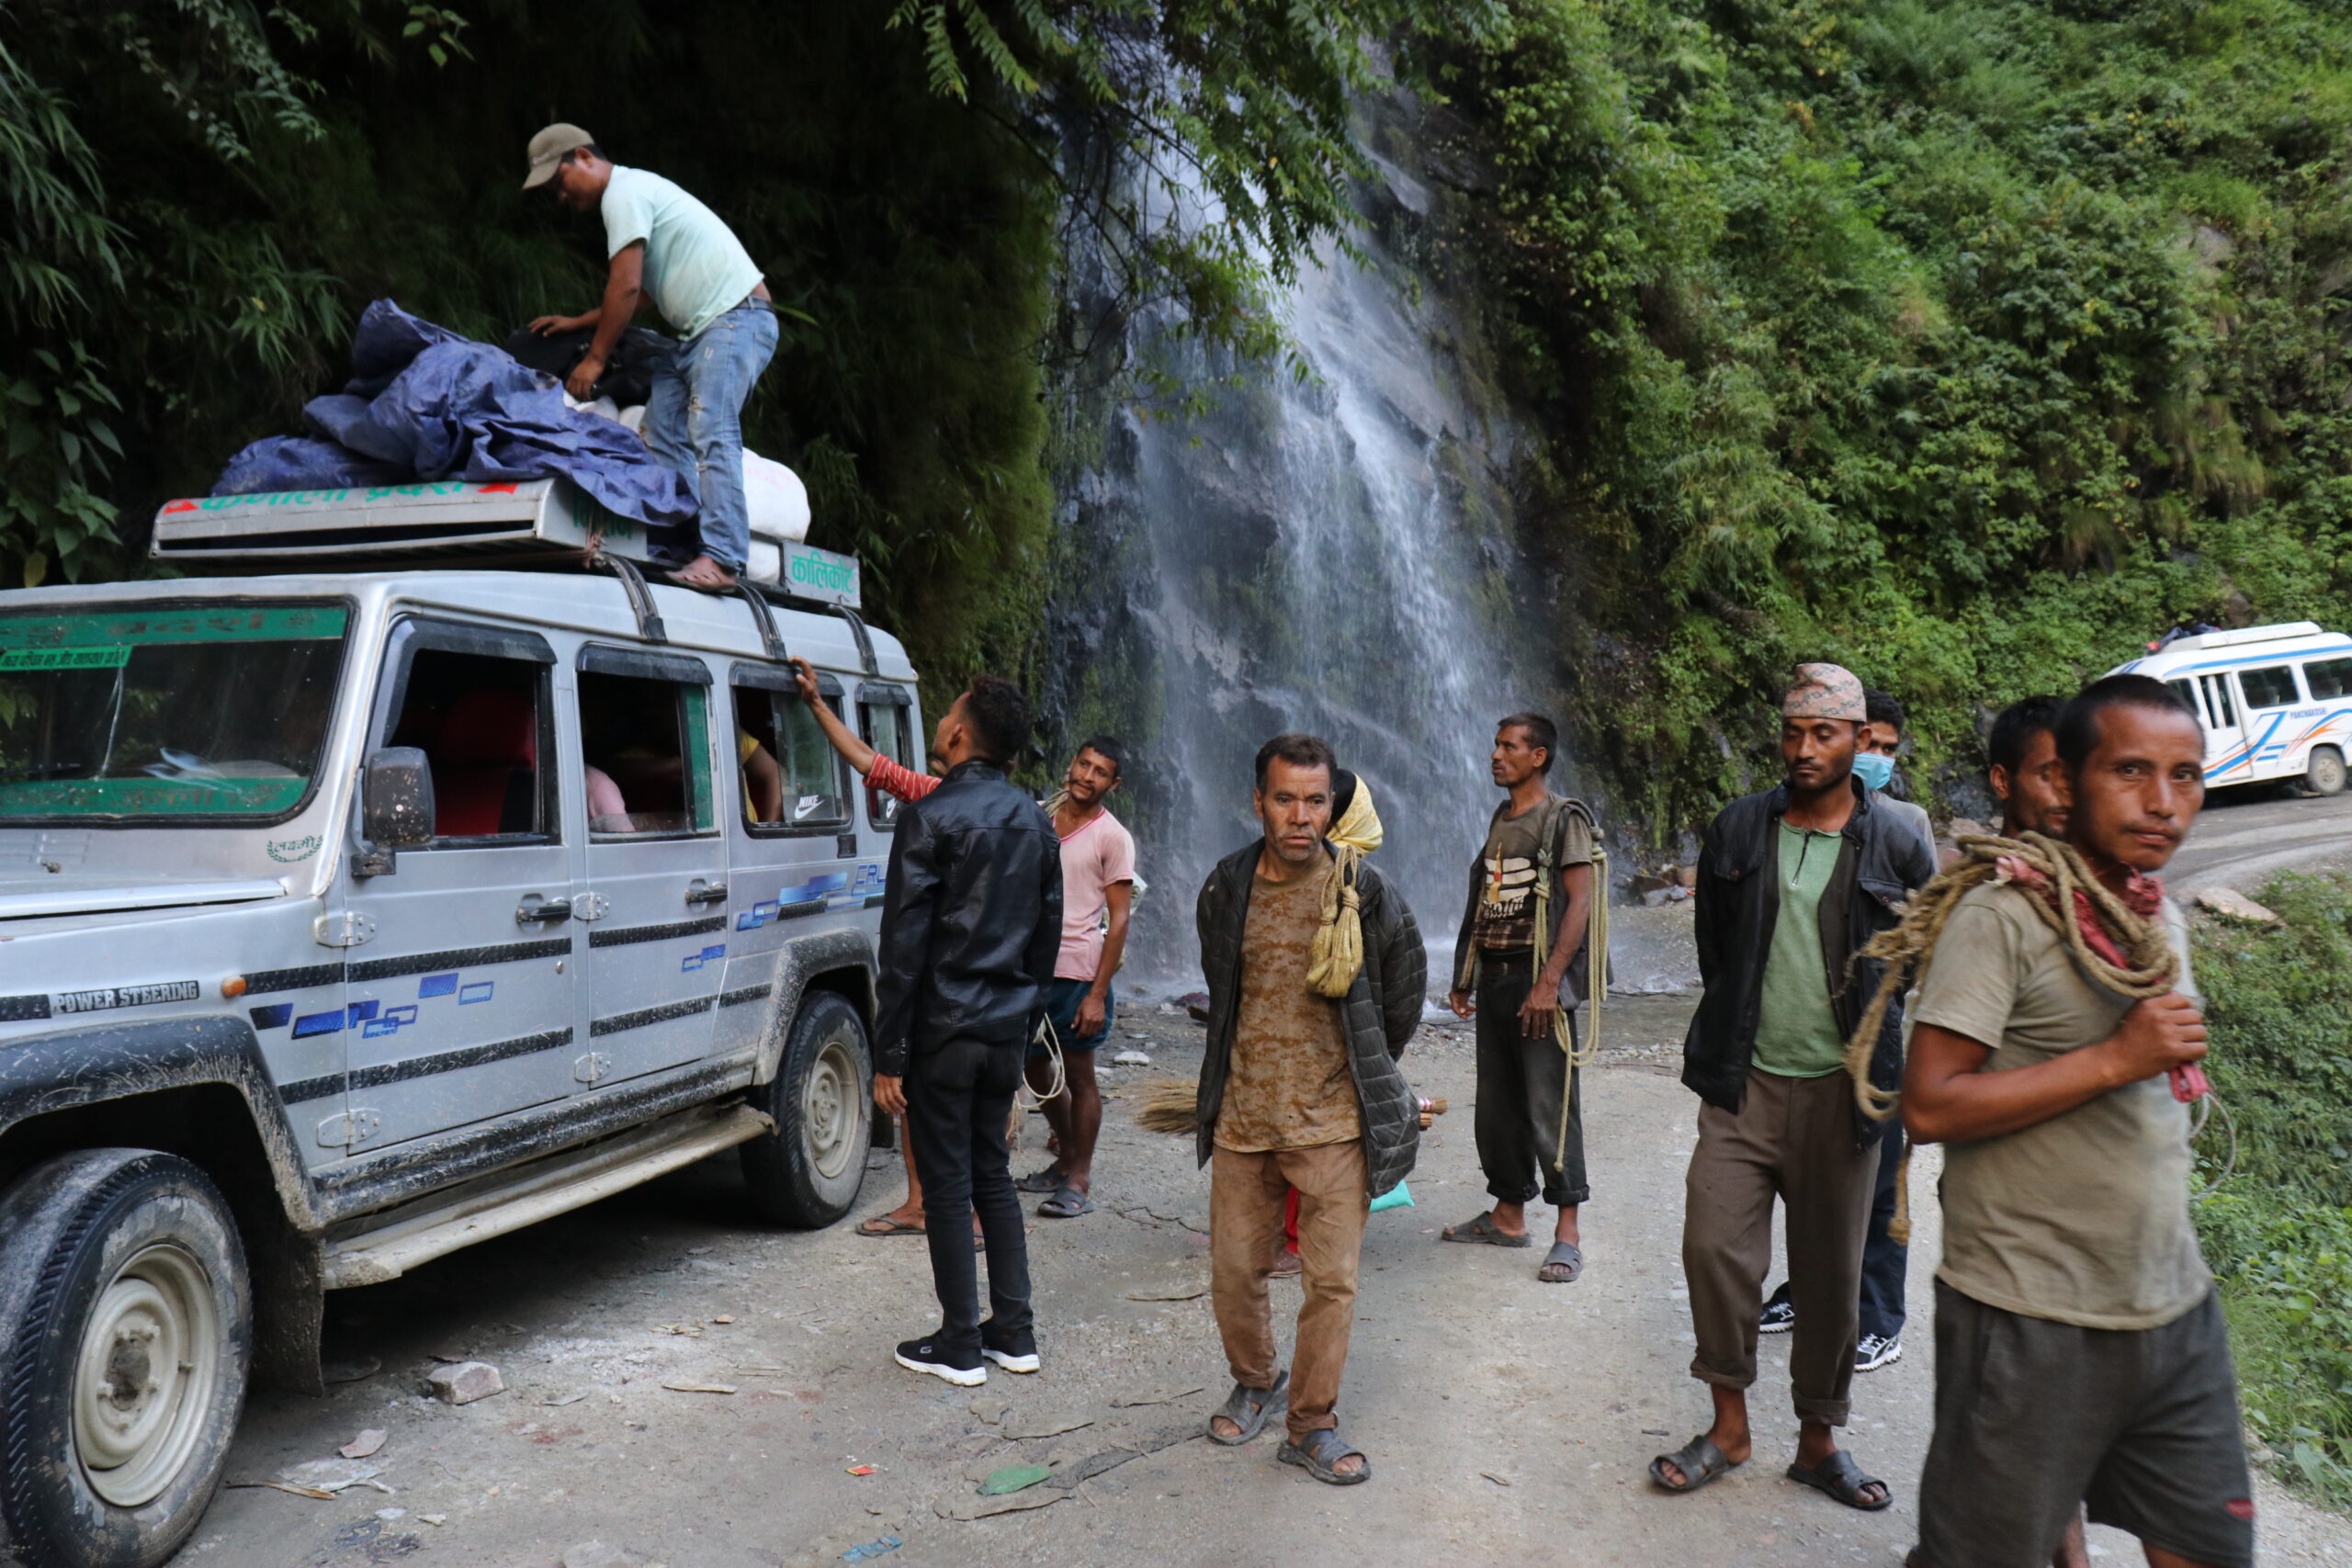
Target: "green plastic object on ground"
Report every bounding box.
[978,1463,1052,1496]
[1370,1179,1413,1213]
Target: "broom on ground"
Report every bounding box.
[1133,1078,1445,1134]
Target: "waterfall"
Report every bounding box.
[1051,140,1538,985]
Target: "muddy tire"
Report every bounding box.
[742,990,873,1227]
[2305,746,2347,796]
[0,1150,250,1568]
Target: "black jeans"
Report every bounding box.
[907,1035,1032,1354]
[1473,953,1589,1208]
[1858,1111,1906,1340]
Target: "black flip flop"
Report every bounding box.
[1787,1450,1893,1511]
[1649,1435,1737,1494]
[1441,1211,1532,1247]
[1015,1165,1063,1195]
[1278,1427,1370,1485]
[1205,1371,1287,1446]
[1037,1187,1094,1219]
[1538,1241,1584,1282]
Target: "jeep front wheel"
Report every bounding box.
[0,1150,250,1568]
[742,990,873,1227]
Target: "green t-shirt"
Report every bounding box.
[601,166,764,341]
[1752,818,1847,1077]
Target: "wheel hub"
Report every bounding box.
[73,1244,218,1507]
[804,1039,860,1181]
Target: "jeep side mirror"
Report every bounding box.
[363,747,435,850]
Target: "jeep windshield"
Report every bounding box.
[0,601,348,820]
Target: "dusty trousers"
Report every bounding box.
[1682,1069,1881,1426]
[1473,952,1588,1207]
[1210,1140,1368,1445]
[906,1035,1032,1355]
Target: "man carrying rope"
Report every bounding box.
[1900,675,2252,1568]
[1193,734,1426,1484]
[1650,663,1933,1511]
[1443,712,1600,1284]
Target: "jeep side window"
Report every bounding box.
[577,669,715,838]
[386,648,550,842]
[859,691,913,829]
[731,681,848,830]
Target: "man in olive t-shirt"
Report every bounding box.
[1445,712,1597,1283]
[1905,676,2253,1568]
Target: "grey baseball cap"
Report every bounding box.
[523,123,595,189]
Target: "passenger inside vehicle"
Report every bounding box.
[577,670,695,835]
[385,650,544,838]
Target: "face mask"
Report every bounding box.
[1851,750,1895,792]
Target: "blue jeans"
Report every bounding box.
[642,299,778,572]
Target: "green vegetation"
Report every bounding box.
[2193,872,2352,1503]
[1448,0,2352,831]
[0,0,1459,705]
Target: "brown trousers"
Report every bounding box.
[1683,1070,1881,1427]
[1209,1140,1368,1445]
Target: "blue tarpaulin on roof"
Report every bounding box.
[211,300,695,529]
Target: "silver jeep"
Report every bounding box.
[0,559,916,1566]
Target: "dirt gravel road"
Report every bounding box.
[190,994,2350,1568]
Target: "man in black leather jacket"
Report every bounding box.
[1649,662,1933,1514]
[873,675,1062,1387]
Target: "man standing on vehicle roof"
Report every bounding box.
[524,124,775,593]
[872,675,1062,1386]
[1015,736,1136,1220]
[1442,712,1599,1285]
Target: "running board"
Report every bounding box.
[322,1102,774,1288]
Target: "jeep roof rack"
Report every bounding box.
[149,477,862,612]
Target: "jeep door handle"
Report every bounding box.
[684,879,729,906]
[515,894,572,924]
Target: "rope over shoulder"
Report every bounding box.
[1838,829,2182,1243]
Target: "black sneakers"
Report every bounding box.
[1758,1297,1797,1335]
[981,1323,1039,1374]
[1855,1332,1903,1371]
[893,1336,988,1387]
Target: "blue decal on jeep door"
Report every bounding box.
[292,1010,345,1038]
[458,982,493,1004]
[345,999,380,1027]
[419,973,458,998]
[248,1004,294,1031]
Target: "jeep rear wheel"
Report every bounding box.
[0,1151,250,1568]
[742,991,873,1227]
[2306,746,2347,796]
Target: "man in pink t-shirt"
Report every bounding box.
[792,660,1135,1222]
[1018,738,1137,1218]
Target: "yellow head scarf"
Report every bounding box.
[1307,772,1383,998]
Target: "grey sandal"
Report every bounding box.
[1649,1435,1737,1494]
[1278,1427,1370,1485]
[1205,1371,1287,1446]
[1037,1187,1094,1219]
[1538,1241,1584,1282]
[1787,1450,1892,1511]
[1441,1211,1532,1247]
[1015,1165,1063,1194]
